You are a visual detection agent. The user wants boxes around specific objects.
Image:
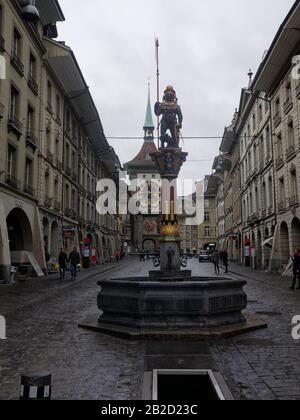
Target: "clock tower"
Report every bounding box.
[124,85,161,253]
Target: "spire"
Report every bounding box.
[143,83,155,140]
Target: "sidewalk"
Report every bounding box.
[227,262,293,288]
[0,260,126,317]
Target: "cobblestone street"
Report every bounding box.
[0,257,300,400]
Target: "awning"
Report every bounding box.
[45,40,121,175]
[36,0,65,26]
[253,1,300,95]
[220,125,235,154]
[263,237,274,249]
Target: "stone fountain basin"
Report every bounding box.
[97,276,248,330]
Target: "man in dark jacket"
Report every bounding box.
[291,249,300,290]
[58,249,68,280]
[69,248,81,279]
[222,250,229,274]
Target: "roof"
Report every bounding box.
[44,38,121,175]
[252,0,300,95]
[144,85,155,130]
[124,140,158,173]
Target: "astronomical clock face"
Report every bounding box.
[144,219,157,235]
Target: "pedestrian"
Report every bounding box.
[58,249,68,280]
[290,249,300,290]
[69,247,81,279]
[222,250,229,274]
[212,250,220,275]
[115,249,120,262]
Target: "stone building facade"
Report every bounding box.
[0,0,121,282]
[213,1,300,271]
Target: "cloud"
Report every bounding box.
[58,0,295,185]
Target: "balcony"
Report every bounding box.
[11,54,24,77]
[56,159,63,171]
[65,166,71,177]
[264,154,271,165]
[28,76,39,96]
[278,200,286,211]
[268,206,273,215]
[65,208,72,218]
[54,201,61,212]
[283,97,293,114]
[44,196,52,208]
[286,144,296,159]
[56,115,62,126]
[273,112,282,128]
[24,185,35,197]
[8,116,23,137]
[71,171,78,182]
[261,209,267,218]
[47,150,54,163]
[26,131,38,150]
[0,34,5,53]
[289,196,298,207]
[276,156,284,168]
[46,102,53,115]
[6,174,21,190]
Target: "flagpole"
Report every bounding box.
[155,37,160,149]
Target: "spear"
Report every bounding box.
[155,37,160,148]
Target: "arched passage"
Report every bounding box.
[291,217,300,251]
[143,238,156,253]
[280,222,290,265]
[43,218,50,260]
[6,208,33,252]
[257,230,262,269]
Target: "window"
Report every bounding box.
[277,133,283,158]
[71,189,76,209]
[204,226,210,238]
[27,105,34,133]
[279,177,285,203]
[9,85,19,120]
[287,119,295,149]
[268,177,273,208]
[258,104,263,123]
[7,145,16,178]
[252,113,256,132]
[262,182,266,209]
[25,158,33,188]
[29,53,36,80]
[54,179,59,198]
[290,167,297,199]
[66,109,71,132]
[12,28,21,58]
[285,80,292,102]
[204,212,210,222]
[275,97,280,115]
[47,81,52,109]
[0,5,3,35]
[65,184,70,208]
[56,95,61,120]
[265,126,271,155]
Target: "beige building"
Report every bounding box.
[253,0,300,270]
[212,1,300,271]
[0,0,121,283]
[180,177,217,255]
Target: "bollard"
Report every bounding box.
[20,373,51,400]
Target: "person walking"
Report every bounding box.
[115,249,121,262]
[222,250,229,274]
[212,250,220,275]
[290,249,300,290]
[58,249,68,280]
[69,247,81,279]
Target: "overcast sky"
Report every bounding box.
[58,0,295,191]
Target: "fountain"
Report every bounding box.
[79,86,266,338]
